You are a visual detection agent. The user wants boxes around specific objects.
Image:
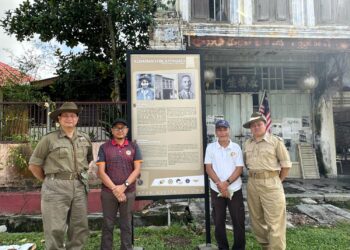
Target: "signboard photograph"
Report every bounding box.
[127,51,205,198]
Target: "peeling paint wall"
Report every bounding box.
[319,97,337,177]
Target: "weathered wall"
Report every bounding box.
[0,142,103,189]
[319,97,337,177]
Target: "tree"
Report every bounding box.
[1,0,159,101]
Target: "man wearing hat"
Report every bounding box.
[96,118,142,250]
[204,119,246,250]
[28,102,93,250]
[243,112,291,250]
[136,74,155,100]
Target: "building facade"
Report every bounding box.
[150,0,350,177]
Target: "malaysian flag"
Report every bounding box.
[259,93,272,132]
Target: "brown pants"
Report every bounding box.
[211,189,246,250]
[100,190,135,250]
[247,176,286,250]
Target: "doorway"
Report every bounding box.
[333,107,350,175]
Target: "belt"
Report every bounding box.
[46,172,79,180]
[248,171,279,179]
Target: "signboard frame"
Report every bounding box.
[126,50,207,200]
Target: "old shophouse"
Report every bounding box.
[151,0,350,177]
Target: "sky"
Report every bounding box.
[0,0,83,80]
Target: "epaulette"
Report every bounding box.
[275,135,283,141]
[44,129,59,136]
[77,130,91,140]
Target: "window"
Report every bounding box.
[315,0,350,25]
[205,65,308,92]
[191,0,229,22]
[254,0,290,23]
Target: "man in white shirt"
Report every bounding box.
[205,119,246,250]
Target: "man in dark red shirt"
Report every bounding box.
[97,118,142,250]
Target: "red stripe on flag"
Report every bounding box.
[259,93,272,132]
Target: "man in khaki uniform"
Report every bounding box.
[29,102,93,250]
[243,112,291,250]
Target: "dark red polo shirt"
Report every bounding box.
[96,139,142,193]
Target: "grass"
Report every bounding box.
[0,223,349,249]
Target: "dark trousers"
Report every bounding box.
[100,190,135,250]
[211,189,246,250]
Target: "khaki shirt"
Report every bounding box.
[244,133,292,171]
[29,128,93,174]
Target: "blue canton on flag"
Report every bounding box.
[259,93,271,132]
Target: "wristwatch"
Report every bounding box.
[226,179,231,184]
[124,180,130,187]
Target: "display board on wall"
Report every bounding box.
[127,51,206,198]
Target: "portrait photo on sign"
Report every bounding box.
[178,73,195,99]
[153,73,178,100]
[136,73,155,100]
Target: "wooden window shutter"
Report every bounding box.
[192,0,209,20]
[317,0,334,24]
[276,0,289,21]
[336,0,350,24]
[255,0,270,22]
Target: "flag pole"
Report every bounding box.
[259,90,266,110]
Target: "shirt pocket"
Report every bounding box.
[259,146,275,157]
[77,141,90,157]
[244,148,254,165]
[50,143,70,159]
[259,145,276,165]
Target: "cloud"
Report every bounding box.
[0,1,56,79]
[0,1,87,80]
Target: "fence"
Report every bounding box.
[0,101,127,142]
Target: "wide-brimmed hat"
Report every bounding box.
[139,74,151,83]
[243,112,267,128]
[49,102,82,121]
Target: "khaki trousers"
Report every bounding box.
[41,178,89,250]
[247,175,286,250]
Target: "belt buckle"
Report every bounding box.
[69,173,75,180]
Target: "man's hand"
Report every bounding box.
[116,193,127,203]
[112,184,127,196]
[221,190,230,198]
[216,181,229,194]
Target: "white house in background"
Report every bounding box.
[149,0,350,178]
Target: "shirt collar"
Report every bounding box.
[215,140,233,149]
[253,132,273,144]
[111,139,129,148]
[58,128,77,139]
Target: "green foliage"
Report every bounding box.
[7,144,32,172]
[7,139,38,174]
[51,55,113,101]
[1,0,159,101]
[2,82,49,102]
[1,223,350,250]
[99,105,126,139]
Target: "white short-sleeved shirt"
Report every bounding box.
[204,140,244,193]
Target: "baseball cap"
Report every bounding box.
[215,119,230,128]
[111,118,128,127]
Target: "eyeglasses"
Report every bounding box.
[112,127,127,132]
[60,114,78,119]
